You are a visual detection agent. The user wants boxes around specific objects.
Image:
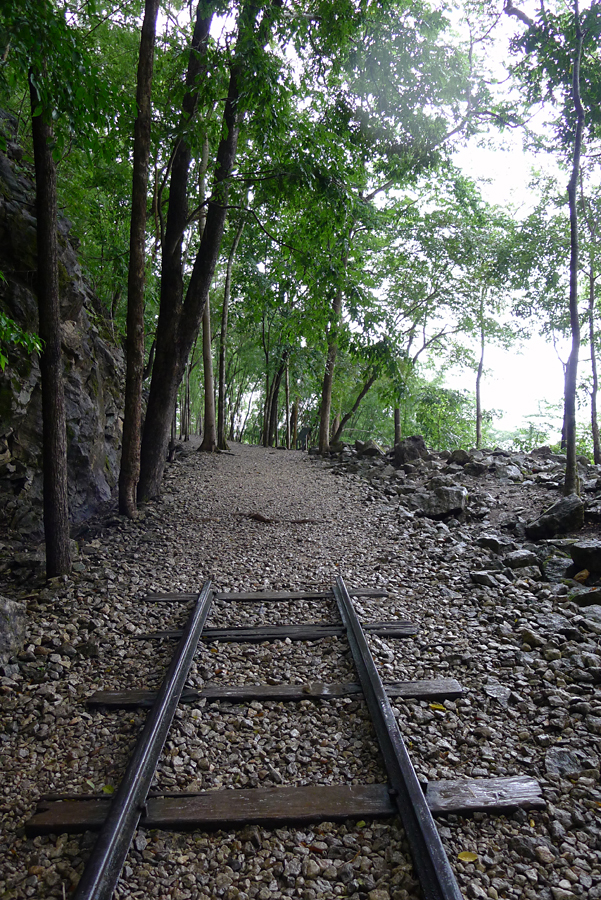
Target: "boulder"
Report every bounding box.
[493,464,523,482]
[355,440,384,456]
[512,565,543,581]
[0,595,27,667]
[393,435,428,466]
[504,549,539,569]
[477,534,515,554]
[531,446,565,462]
[525,494,585,540]
[543,555,570,582]
[449,448,470,465]
[464,460,489,477]
[412,485,468,520]
[545,746,595,777]
[358,440,384,457]
[572,588,601,607]
[470,571,499,588]
[570,540,601,573]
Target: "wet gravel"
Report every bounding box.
[1,440,601,900]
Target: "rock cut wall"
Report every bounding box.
[0,112,124,535]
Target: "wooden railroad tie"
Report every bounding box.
[87,677,465,708]
[143,588,390,602]
[132,621,418,642]
[26,777,545,836]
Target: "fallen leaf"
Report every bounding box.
[429,702,446,711]
[458,851,478,863]
[575,568,590,583]
[101,784,114,794]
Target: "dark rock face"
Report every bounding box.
[0,116,123,534]
[525,494,585,540]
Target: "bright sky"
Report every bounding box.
[445,334,567,436]
[450,117,570,437]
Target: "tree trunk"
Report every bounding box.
[168,402,177,462]
[218,221,244,449]
[200,301,217,451]
[265,360,285,447]
[262,376,273,446]
[291,399,298,449]
[119,0,159,518]
[184,358,191,441]
[580,178,601,464]
[29,74,72,578]
[331,413,341,441]
[318,285,343,453]
[331,371,378,444]
[394,407,401,445]
[268,366,283,447]
[588,259,601,463]
[564,0,584,496]
[476,304,485,449]
[284,356,290,449]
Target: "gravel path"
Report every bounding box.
[1,440,601,900]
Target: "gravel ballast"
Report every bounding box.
[1,440,601,900]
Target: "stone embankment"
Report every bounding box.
[0,439,600,900]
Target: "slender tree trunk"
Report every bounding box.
[184,359,191,441]
[564,0,584,496]
[394,407,401,445]
[331,371,378,444]
[291,399,298,449]
[331,413,340,441]
[239,392,254,443]
[29,75,71,577]
[266,360,285,447]
[168,403,177,462]
[580,178,601,464]
[285,356,290,449]
[119,0,159,518]
[218,221,244,449]
[200,301,217,450]
[262,377,272,446]
[588,261,601,463]
[268,369,281,447]
[476,304,485,449]
[319,285,343,453]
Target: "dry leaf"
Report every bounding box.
[458,851,478,863]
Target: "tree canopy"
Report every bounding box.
[1,0,601,506]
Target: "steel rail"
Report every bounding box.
[73,581,213,900]
[333,576,464,900]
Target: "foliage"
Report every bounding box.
[0,302,42,370]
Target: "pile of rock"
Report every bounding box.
[316,436,601,530]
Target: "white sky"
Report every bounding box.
[450,128,571,437]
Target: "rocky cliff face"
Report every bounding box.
[0,112,124,535]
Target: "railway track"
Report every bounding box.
[26,577,545,900]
